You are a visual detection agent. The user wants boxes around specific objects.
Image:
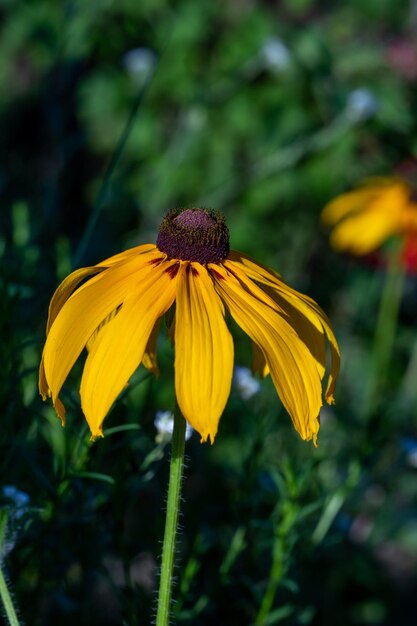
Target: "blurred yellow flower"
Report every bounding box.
[321,178,417,255]
[39,208,340,445]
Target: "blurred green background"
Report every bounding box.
[1,0,417,624]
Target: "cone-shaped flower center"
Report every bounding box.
[156,208,230,264]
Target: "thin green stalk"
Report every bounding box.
[254,501,298,626]
[0,568,20,626]
[73,68,156,268]
[254,540,286,626]
[363,242,406,419]
[0,515,21,626]
[156,404,187,626]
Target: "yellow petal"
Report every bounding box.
[291,293,340,404]
[166,304,176,345]
[80,260,179,437]
[39,359,49,400]
[214,264,322,444]
[98,243,158,267]
[321,187,381,225]
[86,308,120,352]
[175,263,234,443]
[225,252,282,282]
[43,249,160,408]
[39,265,104,408]
[53,397,66,426]
[226,259,327,376]
[227,252,340,403]
[329,210,401,254]
[252,341,269,378]
[39,360,66,425]
[142,318,161,377]
[42,244,157,339]
[46,266,104,334]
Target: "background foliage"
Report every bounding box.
[1,0,417,624]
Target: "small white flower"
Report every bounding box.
[123,48,157,83]
[154,410,193,443]
[233,366,261,400]
[346,88,378,122]
[260,37,291,72]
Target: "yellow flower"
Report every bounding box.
[39,208,340,445]
[321,178,417,255]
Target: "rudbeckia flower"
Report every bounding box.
[321,178,417,255]
[39,208,340,445]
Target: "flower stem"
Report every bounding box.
[0,568,20,626]
[156,404,187,626]
[364,242,405,419]
[0,515,21,626]
[254,501,298,626]
[73,65,157,268]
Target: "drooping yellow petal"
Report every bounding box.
[175,263,234,443]
[214,264,322,444]
[142,318,161,377]
[42,248,160,408]
[286,294,339,404]
[227,259,327,375]
[227,252,340,404]
[53,397,67,425]
[98,243,158,267]
[252,341,269,378]
[227,258,327,375]
[39,359,66,425]
[86,308,120,352]
[43,245,158,336]
[38,358,49,400]
[80,260,179,437]
[226,251,285,288]
[46,267,104,334]
[39,265,104,403]
[290,292,340,404]
[166,304,176,345]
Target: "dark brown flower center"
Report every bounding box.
[156,208,230,264]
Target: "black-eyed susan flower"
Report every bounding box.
[39,208,340,445]
[321,178,417,255]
